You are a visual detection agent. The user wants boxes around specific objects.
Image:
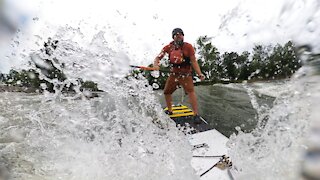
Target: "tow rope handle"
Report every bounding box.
[130,65,171,72]
[130,65,158,71]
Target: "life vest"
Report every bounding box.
[168,44,191,67]
[169,48,184,64]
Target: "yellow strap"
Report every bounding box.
[164,105,194,118]
[164,105,189,111]
[173,109,193,113]
[170,112,195,118]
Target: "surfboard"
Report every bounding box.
[164,104,235,179]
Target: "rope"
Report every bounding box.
[200,162,218,177]
[199,155,232,177]
[193,155,224,158]
[130,65,170,72]
[179,88,188,104]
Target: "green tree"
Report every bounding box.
[249,44,272,79]
[6,69,20,85]
[221,52,240,81]
[195,36,221,81]
[237,51,251,80]
[279,41,300,77]
[268,41,299,79]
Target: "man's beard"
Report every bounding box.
[174,40,184,47]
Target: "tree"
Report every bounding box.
[2,38,102,93]
[250,44,272,80]
[221,52,240,81]
[237,51,251,80]
[195,36,221,81]
[280,41,300,77]
[268,41,300,79]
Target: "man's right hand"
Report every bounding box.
[154,66,160,71]
[153,57,161,71]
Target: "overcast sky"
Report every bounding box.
[1,0,319,72]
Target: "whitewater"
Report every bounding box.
[1,0,320,179]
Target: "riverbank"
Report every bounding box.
[194,76,291,86]
[0,84,39,93]
[0,84,101,99]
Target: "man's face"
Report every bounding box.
[173,32,184,42]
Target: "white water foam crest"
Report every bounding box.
[221,1,320,179]
[228,80,309,179]
[45,26,133,85]
[228,64,320,180]
[0,27,199,180]
[0,84,198,179]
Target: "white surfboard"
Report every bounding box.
[189,129,234,180]
[165,104,234,179]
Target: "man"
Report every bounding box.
[153,28,205,123]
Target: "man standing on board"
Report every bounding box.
[153,28,205,123]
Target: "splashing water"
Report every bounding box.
[0,25,199,180]
[225,0,320,179]
[1,0,320,179]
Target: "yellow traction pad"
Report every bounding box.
[164,105,194,118]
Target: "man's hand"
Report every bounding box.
[198,74,205,81]
[153,57,161,71]
[153,65,160,71]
